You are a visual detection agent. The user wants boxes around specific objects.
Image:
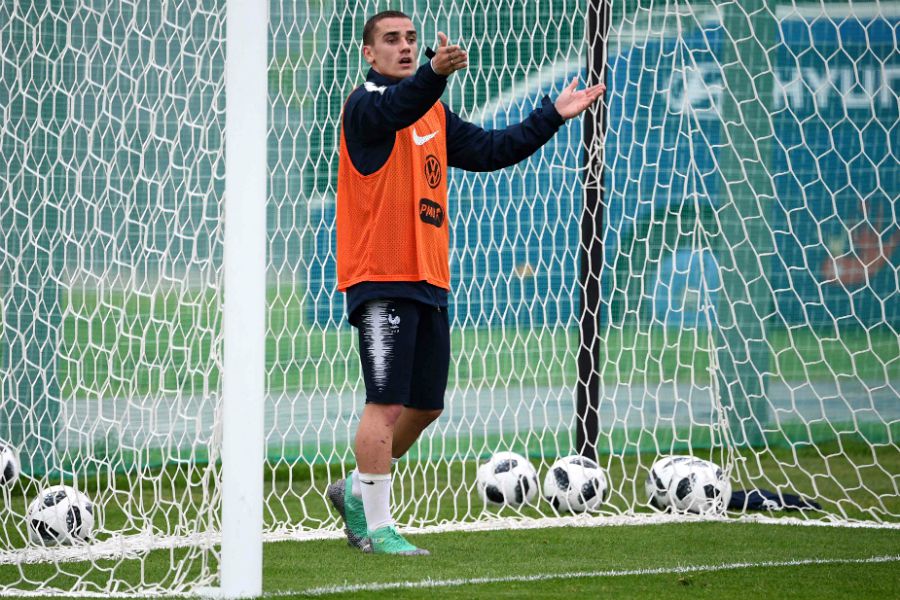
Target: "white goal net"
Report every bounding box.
[0,0,897,595]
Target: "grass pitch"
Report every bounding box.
[0,521,897,598]
[264,523,900,598]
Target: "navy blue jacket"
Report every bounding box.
[343,62,566,322]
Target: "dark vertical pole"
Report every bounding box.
[577,0,610,461]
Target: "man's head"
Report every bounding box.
[362,11,417,79]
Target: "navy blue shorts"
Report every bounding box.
[352,299,449,410]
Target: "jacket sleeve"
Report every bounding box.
[343,63,448,143]
[444,96,566,172]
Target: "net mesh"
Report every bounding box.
[0,0,224,593]
[1,0,898,595]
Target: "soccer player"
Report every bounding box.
[326,10,605,555]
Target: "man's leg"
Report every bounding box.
[353,402,429,555]
[357,403,404,473]
[355,402,402,534]
[327,401,403,551]
[329,299,428,555]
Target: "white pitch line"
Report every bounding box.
[286,555,900,597]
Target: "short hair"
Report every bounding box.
[362,11,412,46]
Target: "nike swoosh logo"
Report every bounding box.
[412,128,438,146]
[359,479,375,485]
[363,81,386,95]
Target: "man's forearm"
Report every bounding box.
[446,97,565,171]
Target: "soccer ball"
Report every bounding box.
[645,456,732,515]
[0,443,20,487]
[477,451,540,507]
[543,455,609,513]
[26,485,95,545]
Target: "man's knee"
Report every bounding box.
[365,402,405,427]
[382,403,405,426]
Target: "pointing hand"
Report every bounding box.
[431,32,468,76]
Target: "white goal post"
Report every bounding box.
[220,0,266,596]
[0,0,898,596]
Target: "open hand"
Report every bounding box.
[431,32,468,76]
[554,78,606,120]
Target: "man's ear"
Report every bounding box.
[362,45,375,65]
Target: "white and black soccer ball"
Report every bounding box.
[26,485,95,545]
[0,443,20,487]
[543,455,609,513]
[645,456,732,515]
[477,451,540,507]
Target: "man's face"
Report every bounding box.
[363,17,418,79]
